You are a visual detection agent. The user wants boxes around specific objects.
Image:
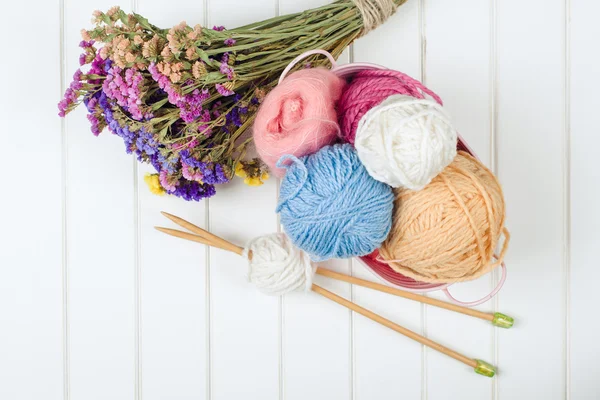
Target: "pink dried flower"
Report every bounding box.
[99,46,109,60]
[81,29,91,41]
[181,162,204,182]
[215,83,234,97]
[159,169,177,192]
[106,6,120,17]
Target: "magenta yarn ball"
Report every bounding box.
[253,68,346,177]
[337,69,443,144]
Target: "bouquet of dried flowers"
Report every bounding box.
[58,0,406,200]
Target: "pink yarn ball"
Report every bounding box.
[337,69,443,144]
[253,68,346,177]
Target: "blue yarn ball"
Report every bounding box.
[276,143,394,261]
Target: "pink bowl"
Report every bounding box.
[281,50,507,305]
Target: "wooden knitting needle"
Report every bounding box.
[156,219,497,376]
[315,269,513,328]
[160,211,243,255]
[159,212,512,328]
[154,227,215,247]
[310,284,490,373]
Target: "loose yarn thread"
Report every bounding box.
[355,94,458,190]
[244,233,315,296]
[253,68,346,177]
[276,143,394,261]
[379,151,510,283]
[338,69,443,144]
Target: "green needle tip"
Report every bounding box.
[492,312,514,328]
[474,360,496,377]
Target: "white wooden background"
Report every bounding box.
[2,0,599,399]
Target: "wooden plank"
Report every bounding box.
[351,1,424,399]
[64,1,136,399]
[570,2,600,399]
[496,0,566,398]
[424,1,494,398]
[207,1,280,399]
[0,1,64,399]
[277,1,352,399]
[136,4,209,400]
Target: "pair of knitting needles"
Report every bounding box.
[156,211,513,377]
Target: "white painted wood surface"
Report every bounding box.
[2,0,598,399]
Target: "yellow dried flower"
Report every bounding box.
[125,53,136,63]
[235,163,247,178]
[244,176,263,186]
[236,160,269,186]
[144,173,165,196]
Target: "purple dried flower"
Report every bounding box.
[79,40,95,48]
[180,151,230,185]
[87,113,101,136]
[212,26,225,31]
[220,63,234,80]
[172,179,216,201]
[226,107,242,127]
[177,88,210,123]
[224,38,236,46]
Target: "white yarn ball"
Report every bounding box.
[354,94,458,190]
[243,233,315,296]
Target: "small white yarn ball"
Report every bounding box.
[354,94,458,190]
[244,233,315,296]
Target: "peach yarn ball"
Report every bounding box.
[379,151,510,283]
[253,68,346,177]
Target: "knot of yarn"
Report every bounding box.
[338,69,443,144]
[253,68,345,177]
[352,0,401,35]
[245,233,315,296]
[276,143,394,261]
[355,94,458,190]
[379,151,509,283]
